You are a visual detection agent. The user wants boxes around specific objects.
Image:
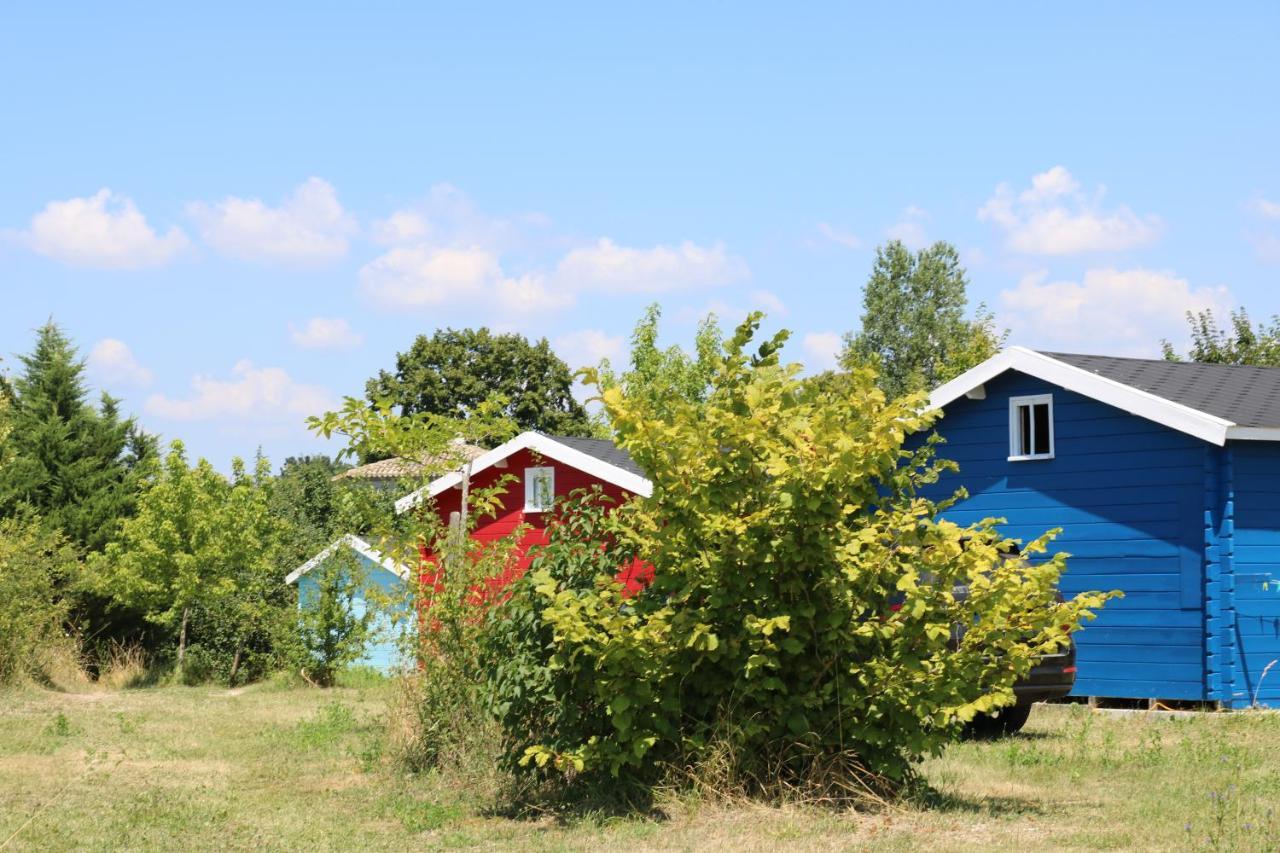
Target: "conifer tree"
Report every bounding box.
[0,322,154,551]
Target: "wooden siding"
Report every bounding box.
[931,370,1209,701]
[296,552,411,674]
[420,447,647,593]
[1219,442,1280,707]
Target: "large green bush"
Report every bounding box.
[499,315,1114,795]
[0,517,78,684]
[483,488,633,776]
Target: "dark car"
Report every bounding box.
[961,584,1077,737]
[893,542,1077,737]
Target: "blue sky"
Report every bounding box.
[3,3,1278,467]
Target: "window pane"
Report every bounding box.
[1033,404,1050,455]
[1019,405,1032,455]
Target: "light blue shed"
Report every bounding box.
[285,534,413,674]
[928,347,1280,708]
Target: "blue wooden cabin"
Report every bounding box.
[929,347,1280,708]
[285,534,412,674]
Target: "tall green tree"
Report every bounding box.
[841,241,1005,399]
[91,438,239,671]
[1161,308,1280,365]
[218,455,292,686]
[0,322,155,551]
[270,454,395,570]
[596,304,722,425]
[365,328,592,445]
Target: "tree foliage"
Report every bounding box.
[89,442,287,677]
[0,322,156,552]
[498,315,1113,793]
[365,328,593,445]
[1161,308,1280,365]
[596,304,723,423]
[291,548,372,688]
[0,516,78,685]
[310,395,521,759]
[841,241,1005,399]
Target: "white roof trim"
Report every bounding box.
[285,534,410,585]
[929,346,1237,446]
[1224,426,1280,442]
[395,431,652,514]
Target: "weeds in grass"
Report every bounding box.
[1186,761,1280,852]
[378,792,464,833]
[288,702,358,750]
[98,642,149,689]
[45,712,73,738]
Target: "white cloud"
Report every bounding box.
[1248,196,1280,220]
[371,183,549,251]
[1000,267,1230,355]
[21,189,188,269]
[553,329,625,371]
[673,290,784,326]
[288,317,364,351]
[979,166,1162,255]
[802,331,843,371]
[187,177,355,265]
[816,222,862,250]
[749,289,787,317]
[358,246,500,309]
[87,339,154,387]
[553,238,748,293]
[495,274,575,314]
[145,360,334,422]
[885,206,929,250]
[371,210,431,245]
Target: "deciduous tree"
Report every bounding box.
[91,438,240,671]
[841,241,1004,399]
[1161,308,1280,365]
[596,304,722,425]
[365,328,592,446]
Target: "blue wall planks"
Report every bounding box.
[1220,442,1280,707]
[296,550,411,675]
[929,370,1211,702]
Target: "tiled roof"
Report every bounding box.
[1040,352,1280,429]
[334,444,486,481]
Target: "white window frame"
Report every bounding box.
[1008,394,1055,461]
[523,466,555,512]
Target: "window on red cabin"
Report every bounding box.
[523,466,555,512]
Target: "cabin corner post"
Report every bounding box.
[1204,445,1238,708]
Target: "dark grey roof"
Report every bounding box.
[1040,352,1280,429]
[546,434,647,478]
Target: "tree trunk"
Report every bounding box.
[228,636,244,688]
[177,606,190,676]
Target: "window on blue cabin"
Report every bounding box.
[1009,394,1054,460]
[524,466,555,512]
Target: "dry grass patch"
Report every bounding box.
[0,687,1278,851]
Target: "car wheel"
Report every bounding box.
[966,703,1032,739]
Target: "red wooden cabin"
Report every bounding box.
[394,432,653,594]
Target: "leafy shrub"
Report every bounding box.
[0,516,78,685]
[483,488,634,778]
[291,549,372,687]
[500,315,1115,798]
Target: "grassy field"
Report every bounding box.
[1,681,1278,851]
